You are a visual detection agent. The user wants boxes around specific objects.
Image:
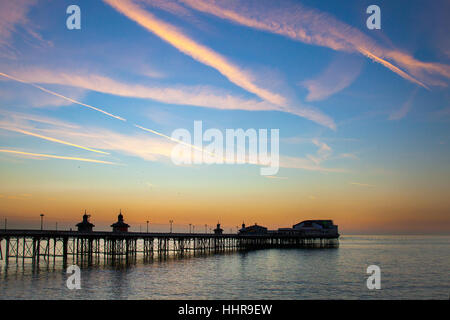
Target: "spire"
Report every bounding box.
[112,209,130,232]
[82,210,89,222]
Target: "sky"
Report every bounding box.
[0,0,449,234]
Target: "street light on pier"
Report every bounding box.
[192,225,195,233]
[205,224,207,234]
[189,223,192,234]
[40,214,44,230]
[169,220,173,233]
[146,220,149,233]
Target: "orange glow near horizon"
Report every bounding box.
[1,183,449,234]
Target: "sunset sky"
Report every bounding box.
[0,0,449,234]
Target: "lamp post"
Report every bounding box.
[192,225,195,233]
[146,220,149,233]
[169,220,173,233]
[189,223,192,234]
[205,224,207,234]
[40,214,44,230]
[4,218,6,231]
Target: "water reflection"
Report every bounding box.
[0,236,448,299]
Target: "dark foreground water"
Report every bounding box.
[0,235,448,299]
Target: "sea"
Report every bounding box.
[0,235,448,299]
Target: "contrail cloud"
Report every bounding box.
[357,48,428,89]
[0,126,110,155]
[1,70,224,153]
[103,0,285,106]
[135,124,215,156]
[178,0,448,88]
[0,71,126,121]
[103,0,336,129]
[0,149,117,165]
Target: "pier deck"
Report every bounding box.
[0,229,339,265]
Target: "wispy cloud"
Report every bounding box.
[0,193,32,200]
[280,137,354,171]
[302,54,363,101]
[135,123,214,156]
[2,68,271,112]
[138,65,166,79]
[0,110,80,129]
[357,48,428,89]
[1,112,345,173]
[0,84,86,108]
[0,125,110,155]
[0,111,174,163]
[281,105,335,130]
[3,67,335,128]
[280,139,346,173]
[307,139,332,165]
[0,0,51,59]
[263,175,288,180]
[9,117,177,163]
[388,89,417,121]
[0,72,268,159]
[142,0,192,17]
[103,0,335,129]
[104,0,284,105]
[349,182,375,188]
[282,136,315,145]
[338,153,359,160]
[178,0,450,88]
[0,149,117,165]
[0,71,126,121]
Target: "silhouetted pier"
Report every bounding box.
[0,229,339,265]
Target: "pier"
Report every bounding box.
[0,229,339,265]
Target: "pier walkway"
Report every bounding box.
[0,229,339,265]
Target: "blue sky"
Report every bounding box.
[0,0,449,233]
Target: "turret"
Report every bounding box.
[111,209,130,232]
[76,210,94,232]
[214,222,223,235]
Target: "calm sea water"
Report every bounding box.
[0,235,448,299]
